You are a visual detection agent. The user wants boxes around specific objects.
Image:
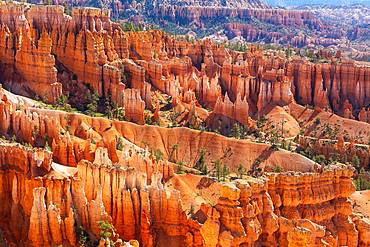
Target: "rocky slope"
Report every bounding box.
[292,4,370,26]
[0,2,370,246]
[0,88,368,246]
[0,124,368,246]
[155,0,272,8]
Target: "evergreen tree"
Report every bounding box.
[189,110,196,128]
[253,158,262,176]
[351,154,360,169]
[188,203,195,219]
[62,2,71,15]
[105,89,113,119]
[138,23,144,31]
[43,91,49,103]
[86,90,99,116]
[230,123,241,139]
[169,110,180,127]
[115,136,124,151]
[197,148,207,175]
[154,148,163,162]
[237,163,245,178]
[97,221,115,239]
[288,140,292,151]
[177,161,184,174]
[273,164,282,173]
[222,163,230,181]
[213,158,222,180]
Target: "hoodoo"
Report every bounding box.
[0,0,369,246]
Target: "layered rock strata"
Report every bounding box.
[225,22,340,47]
[0,123,369,246]
[299,136,370,169]
[0,137,193,246]
[1,2,369,122]
[155,6,323,31]
[200,163,369,246]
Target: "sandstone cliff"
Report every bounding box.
[1,129,368,247]
[0,3,369,246]
[200,163,368,246]
[1,2,368,123]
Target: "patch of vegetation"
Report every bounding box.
[98,221,115,239]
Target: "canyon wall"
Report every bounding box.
[1,131,369,246]
[299,136,370,169]
[0,1,124,104]
[1,80,370,246]
[200,163,369,246]
[1,2,368,123]
[224,22,340,47]
[154,6,323,31]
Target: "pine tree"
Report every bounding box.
[97,221,115,239]
[43,91,49,103]
[237,163,245,178]
[273,165,282,173]
[188,203,195,219]
[86,90,99,116]
[115,136,124,151]
[177,161,184,174]
[351,154,360,169]
[213,158,221,179]
[105,89,112,119]
[62,2,70,15]
[197,148,207,174]
[230,123,241,139]
[222,163,230,181]
[154,148,163,163]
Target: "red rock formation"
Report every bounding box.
[299,136,370,169]
[358,107,370,123]
[0,2,369,121]
[224,22,339,47]
[196,163,364,246]
[155,7,324,32]
[1,122,369,246]
[257,68,295,111]
[76,159,201,245]
[124,89,145,124]
[225,23,283,43]
[313,64,329,108]
[213,92,251,125]
[13,29,61,102]
[29,187,51,246]
[215,183,247,246]
[0,4,370,247]
[200,206,220,247]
